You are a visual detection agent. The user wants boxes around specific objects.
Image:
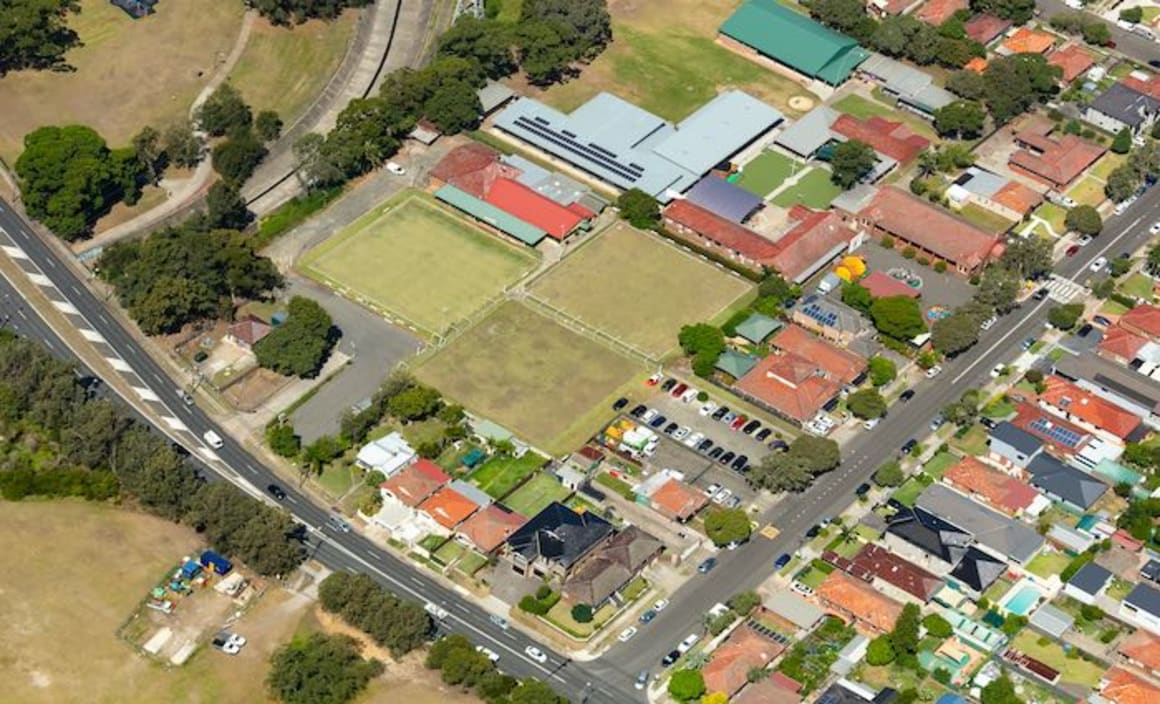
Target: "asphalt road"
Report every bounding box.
[0,199,635,704]
[1034,0,1160,66]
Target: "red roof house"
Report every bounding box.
[457,504,526,553]
[735,351,844,424]
[1048,44,1095,83]
[767,207,858,284]
[1001,27,1056,55]
[419,486,480,530]
[1011,402,1091,456]
[859,270,920,299]
[1123,75,1160,102]
[772,324,867,384]
[1038,375,1142,441]
[964,13,1012,45]
[915,0,968,26]
[1099,326,1150,364]
[943,456,1040,516]
[816,570,904,635]
[227,316,272,350]
[650,478,709,522]
[430,143,521,198]
[702,627,783,697]
[849,544,942,602]
[1118,629,1160,676]
[1119,304,1160,340]
[992,180,1044,217]
[1101,667,1160,704]
[832,115,930,164]
[734,675,803,704]
[381,458,450,508]
[1010,121,1107,189]
[484,178,588,240]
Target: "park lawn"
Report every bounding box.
[1011,631,1104,687]
[771,168,843,210]
[922,451,959,480]
[1121,272,1156,300]
[502,471,572,516]
[415,301,645,451]
[300,192,538,336]
[958,204,1015,234]
[0,0,244,163]
[1066,176,1107,208]
[736,150,800,197]
[529,222,753,357]
[538,0,818,121]
[1092,151,1128,181]
[832,93,939,141]
[228,12,358,122]
[1026,551,1071,579]
[468,452,547,500]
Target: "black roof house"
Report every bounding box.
[886,504,972,566]
[1025,454,1107,510]
[505,502,613,572]
[949,546,1006,593]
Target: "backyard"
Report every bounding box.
[958,204,1015,234]
[736,150,801,197]
[770,168,843,210]
[776,616,856,694]
[529,223,753,357]
[832,93,939,141]
[300,193,539,336]
[1121,273,1155,301]
[502,471,573,516]
[922,451,959,480]
[415,301,645,452]
[538,0,818,121]
[1066,177,1106,208]
[1010,631,1105,688]
[1026,551,1070,579]
[468,452,547,500]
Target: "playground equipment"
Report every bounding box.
[832,255,866,282]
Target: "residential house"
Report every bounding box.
[418,485,480,534]
[355,432,416,476]
[964,14,1012,45]
[1009,403,1095,461]
[562,526,662,607]
[1119,303,1160,340]
[1099,326,1152,365]
[380,459,450,508]
[815,570,904,635]
[846,543,943,603]
[998,28,1056,56]
[772,324,866,385]
[1101,667,1160,704]
[851,187,1004,276]
[856,53,955,119]
[942,456,1045,517]
[948,547,1008,598]
[503,502,613,579]
[701,626,784,698]
[1121,583,1160,636]
[988,421,1045,470]
[885,504,973,575]
[1063,562,1112,605]
[915,0,968,27]
[649,478,708,523]
[791,294,873,346]
[1118,629,1160,678]
[763,590,826,634]
[226,316,272,350]
[945,167,1043,221]
[1009,119,1107,190]
[1047,44,1095,84]
[733,673,804,704]
[1085,78,1160,137]
[456,504,526,554]
[1038,374,1144,444]
[916,484,1044,565]
[1023,453,1107,511]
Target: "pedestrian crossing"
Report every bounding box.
[1043,275,1086,303]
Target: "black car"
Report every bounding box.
[712,406,730,421]
[613,397,629,411]
[741,420,761,435]
[755,428,772,442]
[1032,288,1048,301]
[708,447,725,460]
[697,557,718,574]
[899,389,916,402]
[267,484,287,500]
[1077,323,1093,338]
[663,422,679,435]
[649,415,667,428]
[901,439,918,455]
[805,524,821,538]
[774,553,792,569]
[731,455,749,471]
[697,438,713,453]
[630,404,647,418]
[855,482,871,496]
[769,439,788,452]
[980,417,997,429]
[661,378,678,392]
[661,650,680,667]
[718,451,736,465]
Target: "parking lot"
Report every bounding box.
[648,433,754,508]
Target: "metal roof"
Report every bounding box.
[1055,352,1160,414]
[1029,603,1074,638]
[735,312,783,344]
[434,185,547,246]
[775,106,840,157]
[685,176,764,223]
[477,80,516,113]
[990,421,1044,456]
[1068,562,1112,595]
[570,92,672,153]
[1126,582,1160,618]
[763,590,824,630]
[956,167,1007,198]
[716,349,760,378]
[859,53,955,112]
[916,484,1045,564]
[652,90,784,175]
[1025,453,1108,510]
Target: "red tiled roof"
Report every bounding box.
[735,350,844,423]
[767,209,857,282]
[419,486,479,529]
[702,627,783,696]
[850,544,942,601]
[381,458,450,508]
[965,13,1012,44]
[1039,375,1142,440]
[915,0,968,26]
[943,455,1039,515]
[734,676,804,704]
[457,504,526,553]
[771,324,867,384]
[484,178,585,240]
[1099,326,1149,361]
[1011,402,1090,454]
[1103,667,1160,704]
[1119,304,1160,339]
[832,114,930,164]
[1011,128,1106,188]
[859,188,1002,270]
[859,270,920,299]
[228,316,272,346]
[1048,44,1095,83]
[1119,629,1160,673]
[992,180,1044,215]
[430,143,521,198]
[1002,27,1056,54]
[965,57,989,73]
[816,570,904,634]
[664,200,782,264]
[651,478,708,521]
[1123,75,1160,102]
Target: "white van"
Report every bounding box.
[203,430,224,449]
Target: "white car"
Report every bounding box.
[1115,196,1138,215]
[683,431,705,448]
[425,602,449,620]
[703,483,722,498]
[790,582,814,596]
[525,646,548,663]
[816,415,836,429]
[673,426,691,440]
[1117,18,1136,30]
[386,161,406,175]
[641,408,658,422]
[476,645,500,663]
[1150,222,1160,235]
[863,418,880,430]
[980,316,997,331]
[1090,257,1108,273]
[1077,234,1093,246]
[925,365,942,378]
[680,388,699,404]
[618,627,638,642]
[653,599,670,612]
[990,364,1005,378]
[677,634,700,653]
[698,401,718,416]
[712,488,733,505]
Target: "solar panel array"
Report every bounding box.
[1028,417,1084,448]
[801,301,839,327]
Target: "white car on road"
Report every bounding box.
[386,161,406,175]
[925,365,942,378]
[476,645,500,663]
[1150,222,1160,235]
[618,627,638,642]
[1090,257,1108,273]
[525,646,548,663]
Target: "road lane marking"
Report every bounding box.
[132,386,161,402]
[161,415,188,432]
[1,245,27,259]
[27,272,52,287]
[51,299,79,315]
[79,328,106,343]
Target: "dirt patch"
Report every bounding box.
[222,367,293,411]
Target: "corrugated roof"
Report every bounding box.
[735,313,782,344]
[685,175,765,223]
[916,484,1044,563]
[1028,603,1073,638]
[434,185,547,246]
[653,90,784,174]
[775,106,840,157]
[484,178,586,239]
[858,53,954,112]
[720,1,869,85]
[716,349,761,378]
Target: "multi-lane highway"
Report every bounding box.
[2,186,1159,699]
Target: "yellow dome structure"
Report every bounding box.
[834,265,852,282]
[842,256,866,278]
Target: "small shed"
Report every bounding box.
[409,119,441,145]
[735,312,783,344]
[716,349,759,379]
[1029,603,1074,639]
[199,550,233,575]
[478,80,517,115]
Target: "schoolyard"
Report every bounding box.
[539,0,817,121]
[529,223,753,357]
[299,193,539,335]
[414,301,645,452]
[770,168,843,210]
[736,150,802,197]
[0,0,243,163]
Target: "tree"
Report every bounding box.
[866,635,896,665]
[423,80,483,133]
[510,679,569,704]
[132,126,166,184]
[1112,128,1133,155]
[213,130,268,185]
[206,181,252,230]
[1081,20,1110,46]
[728,591,762,616]
[1066,204,1102,236]
[668,669,706,702]
[890,603,922,658]
[266,422,301,457]
[868,356,897,387]
[923,613,953,638]
[980,674,1023,704]
[933,100,986,139]
[438,15,518,78]
[943,389,982,426]
[1048,303,1084,330]
[617,188,660,229]
[1000,235,1053,280]
[874,460,905,487]
[847,389,887,419]
[197,83,253,137]
[251,0,372,25]
[972,0,1035,24]
[932,310,981,355]
[0,0,81,75]
[1120,6,1144,22]
[522,0,612,60]
[162,121,202,168]
[982,54,1061,124]
[811,0,876,39]
[267,633,384,704]
[870,296,926,340]
[947,69,987,100]
[571,603,593,623]
[1106,164,1140,203]
[16,125,144,241]
[842,283,873,314]
[255,110,284,142]
[830,140,877,188]
[387,384,442,422]
[704,508,752,546]
[976,266,1020,315]
[750,452,814,492]
[254,297,337,378]
[758,273,800,306]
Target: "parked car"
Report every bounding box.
[649,415,667,429]
[1077,323,1093,337]
[641,408,658,422]
[901,439,918,455]
[640,609,657,624]
[805,524,821,538]
[1022,337,1037,350]
[730,415,748,431]
[742,420,761,435]
[718,451,736,466]
[671,383,688,398]
[712,406,729,421]
[1090,256,1108,273]
[525,646,548,664]
[635,671,650,690]
[755,428,772,441]
[613,397,629,411]
[925,365,942,378]
[980,417,997,429]
[663,422,679,435]
[489,614,510,630]
[712,488,733,505]
[980,316,998,330]
[661,378,678,392]
[774,553,792,569]
[930,415,946,431]
[863,418,880,430]
[630,404,647,418]
[678,634,701,653]
[327,515,352,533]
[1150,222,1160,236]
[731,455,749,471]
[425,602,450,620]
[673,425,690,440]
[990,364,1005,378]
[708,447,725,460]
[1065,244,1080,257]
[704,483,722,498]
[697,438,714,453]
[476,645,500,663]
[697,557,718,574]
[699,402,717,416]
[386,161,406,175]
[683,431,705,448]
[661,650,680,667]
[721,411,737,425]
[646,373,662,386]
[1077,234,1093,246]
[653,599,670,612]
[725,495,742,509]
[899,389,916,402]
[1032,288,1049,301]
[618,627,638,642]
[211,631,243,655]
[680,388,699,404]
[855,482,871,496]
[769,439,788,452]
[267,484,287,501]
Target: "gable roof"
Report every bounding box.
[857,53,955,113]
[1029,602,1074,638]
[850,543,942,601]
[990,420,1045,456]
[1024,453,1108,509]
[816,570,904,633]
[653,90,785,174]
[419,486,479,529]
[1120,304,1160,339]
[1010,403,1091,454]
[735,349,844,422]
[992,180,1044,215]
[381,458,450,507]
[664,199,782,263]
[716,349,760,379]
[734,675,805,704]
[832,114,930,163]
[457,504,526,553]
[916,484,1044,563]
[859,187,1002,270]
[484,178,587,239]
[943,456,1040,515]
[651,478,709,521]
[763,591,825,630]
[964,13,1012,44]
[771,324,867,384]
[775,106,841,157]
[1100,325,1150,360]
[1103,666,1160,704]
[563,526,661,605]
[685,175,764,223]
[768,209,857,284]
[1011,125,1107,188]
[228,316,272,346]
[1118,629,1160,672]
[1092,82,1160,130]
[703,626,783,696]
[505,502,613,569]
[1125,582,1160,618]
[720,1,869,85]
[887,504,972,565]
[1001,27,1055,55]
[1047,43,1095,83]
[1068,561,1112,595]
[736,312,783,344]
[915,0,969,26]
[859,270,920,299]
[1039,375,1143,439]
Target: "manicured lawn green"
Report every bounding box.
[468,452,547,500]
[892,476,931,507]
[958,204,1015,234]
[456,550,489,576]
[853,524,881,541]
[1026,551,1071,579]
[832,93,938,141]
[1066,177,1107,208]
[545,600,615,638]
[982,396,1017,419]
[1092,152,1128,181]
[433,540,466,565]
[736,150,800,197]
[317,463,354,498]
[922,451,959,480]
[502,471,571,516]
[771,168,843,210]
[796,566,828,589]
[1032,203,1067,236]
[495,0,522,22]
[622,576,649,602]
[1011,631,1104,687]
[1099,299,1131,317]
[1121,273,1156,300]
[984,578,1013,604]
[1107,577,1134,601]
[951,425,989,456]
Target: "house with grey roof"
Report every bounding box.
[1121,582,1160,636]
[916,484,1044,565]
[988,422,1044,470]
[857,53,955,119]
[1047,523,1096,554]
[1064,562,1112,605]
[561,525,662,606]
[504,502,613,580]
[1054,352,1160,429]
[764,590,825,633]
[1084,81,1160,136]
[1023,454,1107,511]
[791,294,872,347]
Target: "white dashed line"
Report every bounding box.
[51,299,80,315]
[79,328,106,343]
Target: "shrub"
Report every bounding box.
[535,585,552,600]
[917,256,930,267]
[571,603,593,623]
[902,246,917,259]
[922,614,953,638]
[1079,604,1105,622]
[934,261,947,273]
[880,235,895,248]
[866,635,896,666]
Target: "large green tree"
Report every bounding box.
[267,633,384,704]
[870,296,927,340]
[847,389,887,419]
[250,0,372,25]
[1066,205,1102,236]
[933,100,986,139]
[197,83,253,137]
[704,508,752,546]
[830,140,877,188]
[971,0,1035,24]
[668,669,706,702]
[212,129,268,185]
[932,309,981,355]
[617,188,660,229]
[982,54,1061,124]
[0,0,80,75]
[253,297,337,378]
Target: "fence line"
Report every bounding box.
[522,293,658,367]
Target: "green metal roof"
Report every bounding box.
[434,185,547,246]
[719,1,869,85]
[716,350,759,379]
[735,312,782,344]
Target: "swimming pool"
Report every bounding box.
[1004,586,1041,616]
